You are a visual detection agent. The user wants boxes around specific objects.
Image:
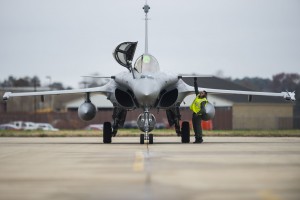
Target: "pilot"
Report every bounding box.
[189,90,208,143]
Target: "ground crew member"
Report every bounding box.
[190,90,208,143]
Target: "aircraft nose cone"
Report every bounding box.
[134,79,160,107]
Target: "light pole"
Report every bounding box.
[46,76,52,111]
[46,76,52,89]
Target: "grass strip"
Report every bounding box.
[0,129,300,137]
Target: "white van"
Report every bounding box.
[9,121,39,130]
[10,121,23,130]
[22,122,39,130]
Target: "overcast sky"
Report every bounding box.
[0,0,299,88]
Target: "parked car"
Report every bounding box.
[123,120,138,129]
[155,123,167,129]
[36,123,59,131]
[84,124,103,130]
[0,124,19,130]
[22,122,39,130]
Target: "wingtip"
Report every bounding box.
[282,91,296,101]
[3,92,12,101]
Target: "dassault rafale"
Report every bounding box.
[3,2,295,144]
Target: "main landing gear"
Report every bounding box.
[166,107,191,143]
[103,122,112,144]
[102,121,154,144]
[181,121,190,143]
[103,120,191,144]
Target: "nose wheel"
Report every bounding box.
[140,133,153,144]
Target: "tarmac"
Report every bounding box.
[0,136,300,200]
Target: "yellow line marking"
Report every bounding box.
[133,151,145,172]
[259,190,281,200]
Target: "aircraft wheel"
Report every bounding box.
[103,122,112,143]
[181,121,190,143]
[149,134,153,144]
[140,134,145,144]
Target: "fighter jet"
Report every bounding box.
[2,2,296,144]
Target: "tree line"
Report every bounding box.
[229,73,300,104]
[1,76,67,90]
[0,73,109,90]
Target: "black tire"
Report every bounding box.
[181,121,190,143]
[149,134,153,144]
[140,134,144,144]
[103,122,112,143]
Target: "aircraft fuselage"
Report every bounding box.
[114,71,178,108]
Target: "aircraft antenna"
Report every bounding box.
[143,1,150,54]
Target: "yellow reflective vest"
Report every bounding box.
[190,97,208,114]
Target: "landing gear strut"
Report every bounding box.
[166,107,181,136]
[103,108,126,144]
[112,107,127,136]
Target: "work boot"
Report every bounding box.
[193,138,203,143]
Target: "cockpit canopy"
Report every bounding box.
[134,54,160,73]
[113,42,137,69]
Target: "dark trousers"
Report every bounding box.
[192,113,202,139]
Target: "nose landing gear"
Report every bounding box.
[138,108,155,144]
[140,133,154,144]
